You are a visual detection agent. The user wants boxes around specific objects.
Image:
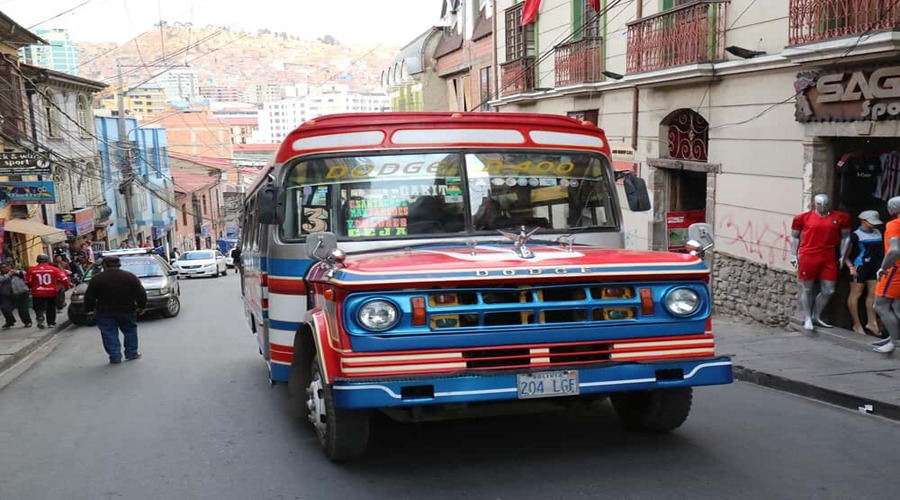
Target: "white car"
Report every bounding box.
[225,248,236,268]
[173,250,228,278]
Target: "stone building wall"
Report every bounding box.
[712,252,800,327]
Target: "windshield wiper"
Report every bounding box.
[138,274,165,278]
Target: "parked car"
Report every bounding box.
[172,250,228,278]
[68,249,181,326]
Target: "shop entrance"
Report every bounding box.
[666,169,707,251]
[830,137,900,332]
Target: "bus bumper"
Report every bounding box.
[331,357,732,409]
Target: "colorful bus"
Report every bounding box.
[240,112,732,461]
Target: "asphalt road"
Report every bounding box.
[1,272,898,500]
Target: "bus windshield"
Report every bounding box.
[281,151,616,241]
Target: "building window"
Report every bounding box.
[76,95,91,137]
[182,204,188,226]
[580,0,603,39]
[479,66,492,111]
[43,91,62,139]
[504,3,535,61]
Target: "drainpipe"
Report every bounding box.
[492,0,498,107]
[631,0,642,151]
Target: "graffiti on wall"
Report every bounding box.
[717,212,793,268]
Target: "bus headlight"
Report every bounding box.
[358,300,400,331]
[664,288,701,317]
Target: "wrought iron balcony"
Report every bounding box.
[500,56,536,96]
[555,37,604,87]
[789,0,900,45]
[626,0,729,74]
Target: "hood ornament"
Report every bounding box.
[498,226,539,259]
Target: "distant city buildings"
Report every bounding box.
[199,85,243,102]
[18,28,80,76]
[150,67,200,102]
[255,83,390,142]
[96,84,168,120]
[244,82,282,104]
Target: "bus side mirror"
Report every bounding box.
[257,185,283,225]
[622,173,651,212]
[687,223,715,256]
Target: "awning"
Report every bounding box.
[3,218,67,245]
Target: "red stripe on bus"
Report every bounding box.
[268,278,307,295]
[270,350,293,363]
[270,343,294,354]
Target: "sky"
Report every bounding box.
[2,0,446,46]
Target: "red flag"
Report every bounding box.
[589,0,601,12]
[521,0,541,26]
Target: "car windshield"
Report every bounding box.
[83,257,165,280]
[281,151,616,241]
[179,251,215,260]
[121,257,166,278]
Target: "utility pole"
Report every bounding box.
[117,62,137,247]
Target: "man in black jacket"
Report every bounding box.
[84,256,148,364]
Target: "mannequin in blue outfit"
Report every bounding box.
[844,210,884,336]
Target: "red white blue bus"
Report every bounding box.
[241,112,732,460]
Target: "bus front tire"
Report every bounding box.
[308,356,370,461]
[610,387,692,433]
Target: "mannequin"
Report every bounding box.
[844,210,884,336]
[873,196,900,354]
[790,194,851,331]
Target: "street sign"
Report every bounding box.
[0,152,52,175]
[0,182,56,205]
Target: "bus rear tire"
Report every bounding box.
[308,356,370,461]
[610,387,692,433]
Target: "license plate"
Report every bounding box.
[516,370,580,399]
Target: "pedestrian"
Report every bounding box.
[83,255,147,364]
[0,263,31,329]
[25,254,70,329]
[231,245,242,274]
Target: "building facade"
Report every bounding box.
[150,67,200,102]
[382,28,447,111]
[19,28,80,76]
[433,0,495,111]
[22,64,110,253]
[94,116,175,249]
[483,0,900,328]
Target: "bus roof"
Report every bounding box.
[274,112,611,164]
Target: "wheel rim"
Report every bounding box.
[167,297,180,315]
[307,370,327,438]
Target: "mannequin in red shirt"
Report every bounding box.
[790,194,851,331]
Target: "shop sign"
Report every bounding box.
[0,151,52,175]
[795,66,900,122]
[0,182,56,206]
[0,219,5,258]
[667,210,706,252]
[56,208,95,238]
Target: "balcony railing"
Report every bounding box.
[555,37,604,87]
[500,56,536,96]
[789,0,900,45]
[627,0,729,74]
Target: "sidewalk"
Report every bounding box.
[1,308,898,421]
[716,316,900,421]
[0,313,71,376]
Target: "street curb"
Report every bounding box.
[0,320,72,378]
[787,319,897,360]
[733,365,900,423]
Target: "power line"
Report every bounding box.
[27,0,95,30]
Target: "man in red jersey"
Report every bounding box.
[25,253,71,329]
[790,193,851,331]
